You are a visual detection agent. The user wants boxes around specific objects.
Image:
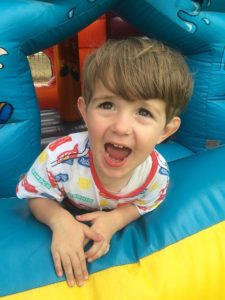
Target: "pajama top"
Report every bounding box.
[16,131,169,215]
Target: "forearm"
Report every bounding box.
[28,198,75,230]
[108,204,140,232]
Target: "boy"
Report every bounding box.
[17,37,193,287]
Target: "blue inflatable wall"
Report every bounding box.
[0,1,225,299]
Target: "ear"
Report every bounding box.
[77,96,87,125]
[157,116,181,144]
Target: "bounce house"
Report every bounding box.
[1,0,225,299]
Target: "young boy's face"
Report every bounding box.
[78,81,180,191]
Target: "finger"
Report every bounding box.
[90,243,109,261]
[92,243,110,261]
[79,252,89,281]
[84,226,103,242]
[83,237,90,247]
[104,244,110,255]
[61,255,75,287]
[87,244,108,262]
[70,253,87,287]
[85,240,102,258]
[85,240,106,262]
[52,251,63,277]
[76,212,98,222]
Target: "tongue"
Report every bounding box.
[106,143,131,160]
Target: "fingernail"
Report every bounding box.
[84,274,89,280]
[69,280,75,287]
[78,281,83,287]
[57,272,63,277]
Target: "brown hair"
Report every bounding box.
[81,37,193,122]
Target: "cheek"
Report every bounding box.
[87,124,102,144]
[137,129,161,151]
[139,127,160,141]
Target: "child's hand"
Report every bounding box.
[76,205,140,263]
[76,211,117,263]
[51,215,102,287]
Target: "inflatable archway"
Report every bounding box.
[1,1,225,299]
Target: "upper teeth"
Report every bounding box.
[113,144,124,148]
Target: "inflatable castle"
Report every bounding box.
[0,1,225,299]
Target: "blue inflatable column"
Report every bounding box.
[0,2,41,197]
[0,0,119,197]
[114,0,225,152]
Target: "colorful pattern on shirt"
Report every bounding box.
[17,132,169,215]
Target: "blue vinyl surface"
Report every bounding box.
[1,145,225,296]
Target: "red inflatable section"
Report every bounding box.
[78,15,107,72]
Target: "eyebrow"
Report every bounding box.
[92,95,117,102]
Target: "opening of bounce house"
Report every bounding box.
[0,1,225,299]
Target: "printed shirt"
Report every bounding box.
[16,131,170,215]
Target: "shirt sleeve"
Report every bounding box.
[16,145,65,202]
[132,158,170,216]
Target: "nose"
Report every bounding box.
[110,111,133,135]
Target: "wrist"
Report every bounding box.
[48,208,76,231]
[109,205,140,231]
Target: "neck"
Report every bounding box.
[99,176,131,193]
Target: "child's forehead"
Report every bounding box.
[91,82,166,106]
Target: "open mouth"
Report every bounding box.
[104,143,132,163]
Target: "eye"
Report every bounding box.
[98,101,114,110]
[138,108,153,118]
